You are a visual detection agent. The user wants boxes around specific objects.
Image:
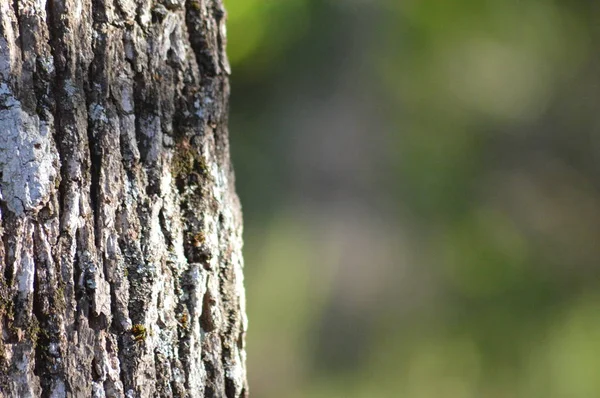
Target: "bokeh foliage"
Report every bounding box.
[226,0,600,396]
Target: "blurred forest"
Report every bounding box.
[224,0,600,397]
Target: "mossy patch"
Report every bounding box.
[53,282,67,314]
[171,139,209,179]
[131,324,147,343]
[188,0,202,12]
[192,232,206,247]
[0,294,13,321]
[26,316,41,347]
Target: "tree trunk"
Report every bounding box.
[0,0,247,396]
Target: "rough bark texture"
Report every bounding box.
[0,0,247,396]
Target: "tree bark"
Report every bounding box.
[0,0,247,396]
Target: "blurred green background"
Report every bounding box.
[224,0,600,397]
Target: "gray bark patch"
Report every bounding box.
[0,83,58,215]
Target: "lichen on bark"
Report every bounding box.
[0,0,247,397]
